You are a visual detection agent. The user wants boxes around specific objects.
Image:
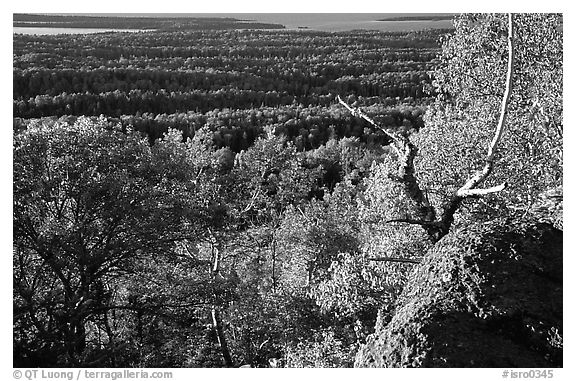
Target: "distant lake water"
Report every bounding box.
[197,13,455,32]
[286,20,454,32]
[13,14,455,35]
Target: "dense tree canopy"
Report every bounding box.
[13,13,562,368]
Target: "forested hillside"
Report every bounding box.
[13,14,562,368]
[14,29,440,147]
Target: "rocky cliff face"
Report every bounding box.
[355,217,562,367]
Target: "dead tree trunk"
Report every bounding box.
[211,306,233,367]
[367,257,422,264]
[209,240,234,367]
[337,13,515,243]
[271,237,277,293]
[337,97,436,225]
[437,13,515,231]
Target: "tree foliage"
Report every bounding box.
[13,118,227,366]
[414,14,562,220]
[13,14,562,368]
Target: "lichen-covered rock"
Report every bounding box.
[355,218,562,367]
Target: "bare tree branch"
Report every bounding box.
[433,13,515,238]
[385,218,439,227]
[337,95,400,156]
[457,183,507,197]
[456,13,514,198]
[367,257,421,264]
[90,301,211,314]
[337,95,435,224]
[212,306,234,367]
[337,14,515,243]
[240,188,262,214]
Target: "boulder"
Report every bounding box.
[355,218,562,367]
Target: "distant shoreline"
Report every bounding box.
[377,15,454,22]
[14,13,455,34]
[13,14,286,31]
